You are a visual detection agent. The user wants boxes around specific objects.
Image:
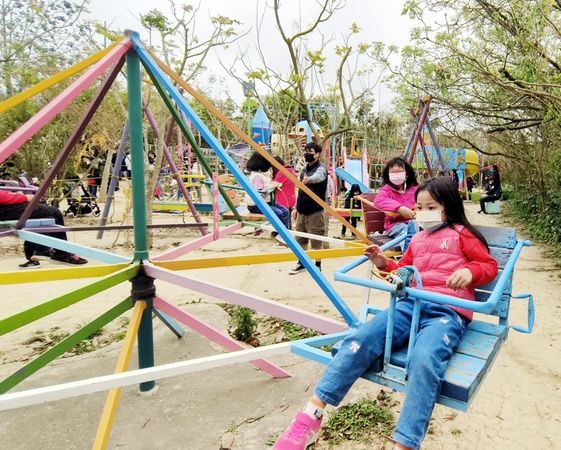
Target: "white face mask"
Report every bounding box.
[416,210,444,231]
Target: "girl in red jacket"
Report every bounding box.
[273,176,498,450]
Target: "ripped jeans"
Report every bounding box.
[315,299,467,450]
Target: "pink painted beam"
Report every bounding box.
[0,38,131,164]
[146,264,348,334]
[153,296,290,378]
[152,222,242,261]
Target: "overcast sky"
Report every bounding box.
[88,0,415,108]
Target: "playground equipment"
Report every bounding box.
[251,105,272,146]
[0,30,370,448]
[292,226,534,411]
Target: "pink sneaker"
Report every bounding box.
[273,411,322,450]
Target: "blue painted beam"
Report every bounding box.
[17,230,129,264]
[132,37,358,327]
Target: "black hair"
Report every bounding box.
[415,177,489,250]
[246,151,272,172]
[272,155,285,178]
[350,183,361,194]
[382,157,418,188]
[304,142,322,154]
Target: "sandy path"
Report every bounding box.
[0,200,559,449]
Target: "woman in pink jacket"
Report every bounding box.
[374,157,418,246]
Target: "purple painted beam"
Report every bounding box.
[0,38,131,164]
[146,264,348,334]
[153,296,290,378]
[152,222,242,261]
[14,57,126,229]
[143,103,207,236]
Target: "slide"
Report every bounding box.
[335,167,369,193]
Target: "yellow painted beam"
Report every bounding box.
[0,43,118,114]
[153,247,366,271]
[147,48,371,244]
[92,301,146,450]
[0,263,130,285]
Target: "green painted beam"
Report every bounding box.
[141,60,243,221]
[0,264,139,337]
[126,36,150,261]
[0,299,132,394]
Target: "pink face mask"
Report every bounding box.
[389,172,407,186]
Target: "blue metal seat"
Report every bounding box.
[291,226,534,411]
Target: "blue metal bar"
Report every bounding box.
[154,308,185,338]
[133,37,359,327]
[383,294,397,368]
[406,298,421,365]
[17,230,129,264]
[335,239,531,315]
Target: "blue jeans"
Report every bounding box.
[388,222,409,251]
[248,204,290,229]
[315,299,467,449]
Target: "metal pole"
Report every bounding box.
[125,33,149,261]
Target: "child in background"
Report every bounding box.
[272,155,296,229]
[374,157,418,248]
[273,177,498,450]
[245,151,290,229]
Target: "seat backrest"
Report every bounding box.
[361,192,385,234]
[473,225,517,320]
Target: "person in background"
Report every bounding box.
[0,190,88,267]
[374,157,418,248]
[451,168,460,189]
[290,142,328,275]
[478,165,501,214]
[245,151,290,229]
[272,155,297,230]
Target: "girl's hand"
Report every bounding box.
[397,206,415,219]
[364,244,388,269]
[446,268,473,290]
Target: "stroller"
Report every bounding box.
[64,181,101,217]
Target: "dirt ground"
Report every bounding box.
[0,197,560,450]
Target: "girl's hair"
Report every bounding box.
[416,177,489,250]
[272,155,285,178]
[349,183,361,194]
[382,157,418,188]
[246,151,272,172]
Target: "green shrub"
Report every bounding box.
[230,306,257,341]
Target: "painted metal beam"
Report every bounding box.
[17,230,129,264]
[0,43,118,114]
[139,57,243,222]
[125,33,149,262]
[0,38,131,164]
[92,301,145,450]
[0,342,292,411]
[152,222,242,261]
[134,41,358,327]
[152,247,365,271]
[143,103,208,235]
[0,263,130,286]
[146,264,347,334]
[145,46,367,243]
[154,296,290,378]
[0,264,138,336]
[0,299,132,394]
[15,57,126,229]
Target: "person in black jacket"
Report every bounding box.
[340,184,361,238]
[290,142,328,275]
[478,165,501,214]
